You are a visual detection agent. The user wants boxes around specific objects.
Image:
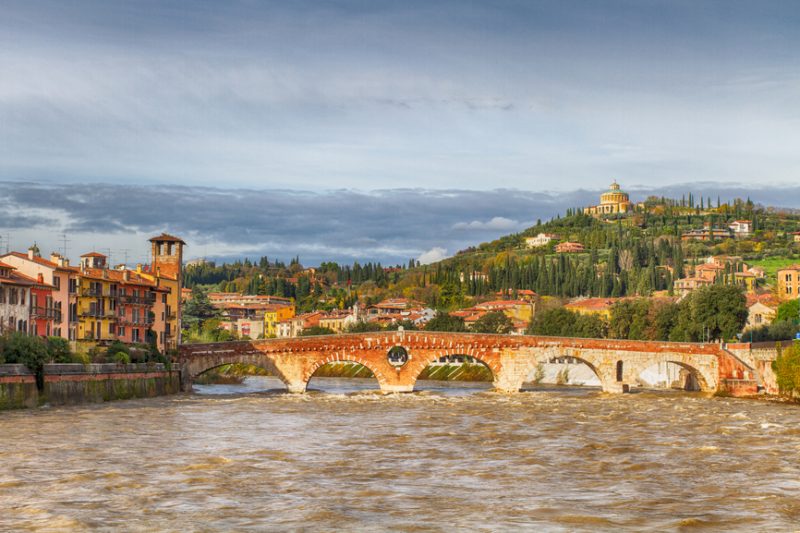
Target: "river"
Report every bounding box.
[2,377,800,531]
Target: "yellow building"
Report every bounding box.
[777,265,800,300]
[564,298,620,319]
[474,300,535,324]
[76,253,118,344]
[584,181,633,217]
[264,304,296,337]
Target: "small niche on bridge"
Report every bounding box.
[413,355,493,393]
[306,361,380,393]
[635,362,702,392]
[193,363,288,395]
[521,357,601,390]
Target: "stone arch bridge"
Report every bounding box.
[178,332,758,396]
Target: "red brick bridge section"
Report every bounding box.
[178,332,758,395]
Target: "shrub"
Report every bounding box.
[113,351,131,365]
[71,351,91,365]
[105,341,130,361]
[772,341,800,397]
[46,336,72,363]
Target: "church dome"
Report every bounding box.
[600,181,629,205]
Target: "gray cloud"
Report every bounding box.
[1,2,799,190]
[2,181,800,267]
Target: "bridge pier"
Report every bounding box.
[380,384,415,393]
[287,381,307,394]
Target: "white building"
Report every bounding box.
[525,233,557,248]
[729,220,752,237]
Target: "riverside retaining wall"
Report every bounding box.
[0,363,181,410]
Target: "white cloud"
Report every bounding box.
[417,247,448,265]
[452,217,519,231]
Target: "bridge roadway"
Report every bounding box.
[178,331,759,396]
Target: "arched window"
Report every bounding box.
[616,360,624,382]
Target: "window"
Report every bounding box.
[69,278,77,294]
[0,288,4,304]
[118,326,125,336]
[132,328,140,342]
[53,276,60,290]
[109,322,114,335]
[162,294,167,304]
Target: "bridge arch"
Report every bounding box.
[183,351,293,391]
[300,353,390,393]
[634,359,712,392]
[406,348,500,391]
[517,350,606,391]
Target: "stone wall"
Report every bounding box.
[0,363,180,410]
[726,341,793,395]
[0,364,39,410]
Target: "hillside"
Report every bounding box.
[184,194,800,312]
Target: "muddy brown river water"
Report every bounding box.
[2,377,800,531]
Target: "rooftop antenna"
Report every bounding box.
[60,233,71,259]
[4,233,10,254]
[103,248,113,266]
[120,249,130,267]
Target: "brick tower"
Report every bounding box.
[149,233,186,349]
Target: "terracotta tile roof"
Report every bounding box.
[149,233,186,244]
[477,299,531,308]
[0,260,15,270]
[746,293,780,308]
[565,297,621,311]
[80,252,107,258]
[11,271,55,289]
[80,268,156,287]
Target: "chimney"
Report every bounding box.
[102,270,108,280]
[136,264,142,273]
[50,253,61,264]
[123,270,130,282]
[28,249,34,260]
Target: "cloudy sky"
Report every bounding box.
[1,1,799,265]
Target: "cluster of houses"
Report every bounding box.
[0,234,184,353]
[198,292,541,339]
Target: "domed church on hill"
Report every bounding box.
[583,181,633,216]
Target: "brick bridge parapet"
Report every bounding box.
[177,332,757,395]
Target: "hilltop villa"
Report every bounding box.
[584,181,634,217]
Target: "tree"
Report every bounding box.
[0,333,49,388]
[471,311,513,334]
[527,308,606,338]
[182,286,220,329]
[346,321,384,333]
[670,285,747,341]
[300,326,335,336]
[425,312,467,332]
[46,336,72,363]
[776,300,800,324]
[385,319,418,331]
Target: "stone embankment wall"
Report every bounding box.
[0,363,180,410]
[726,342,794,396]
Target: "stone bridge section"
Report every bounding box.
[178,332,757,396]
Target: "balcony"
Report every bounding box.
[30,307,63,321]
[120,294,156,305]
[81,288,119,299]
[78,310,118,320]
